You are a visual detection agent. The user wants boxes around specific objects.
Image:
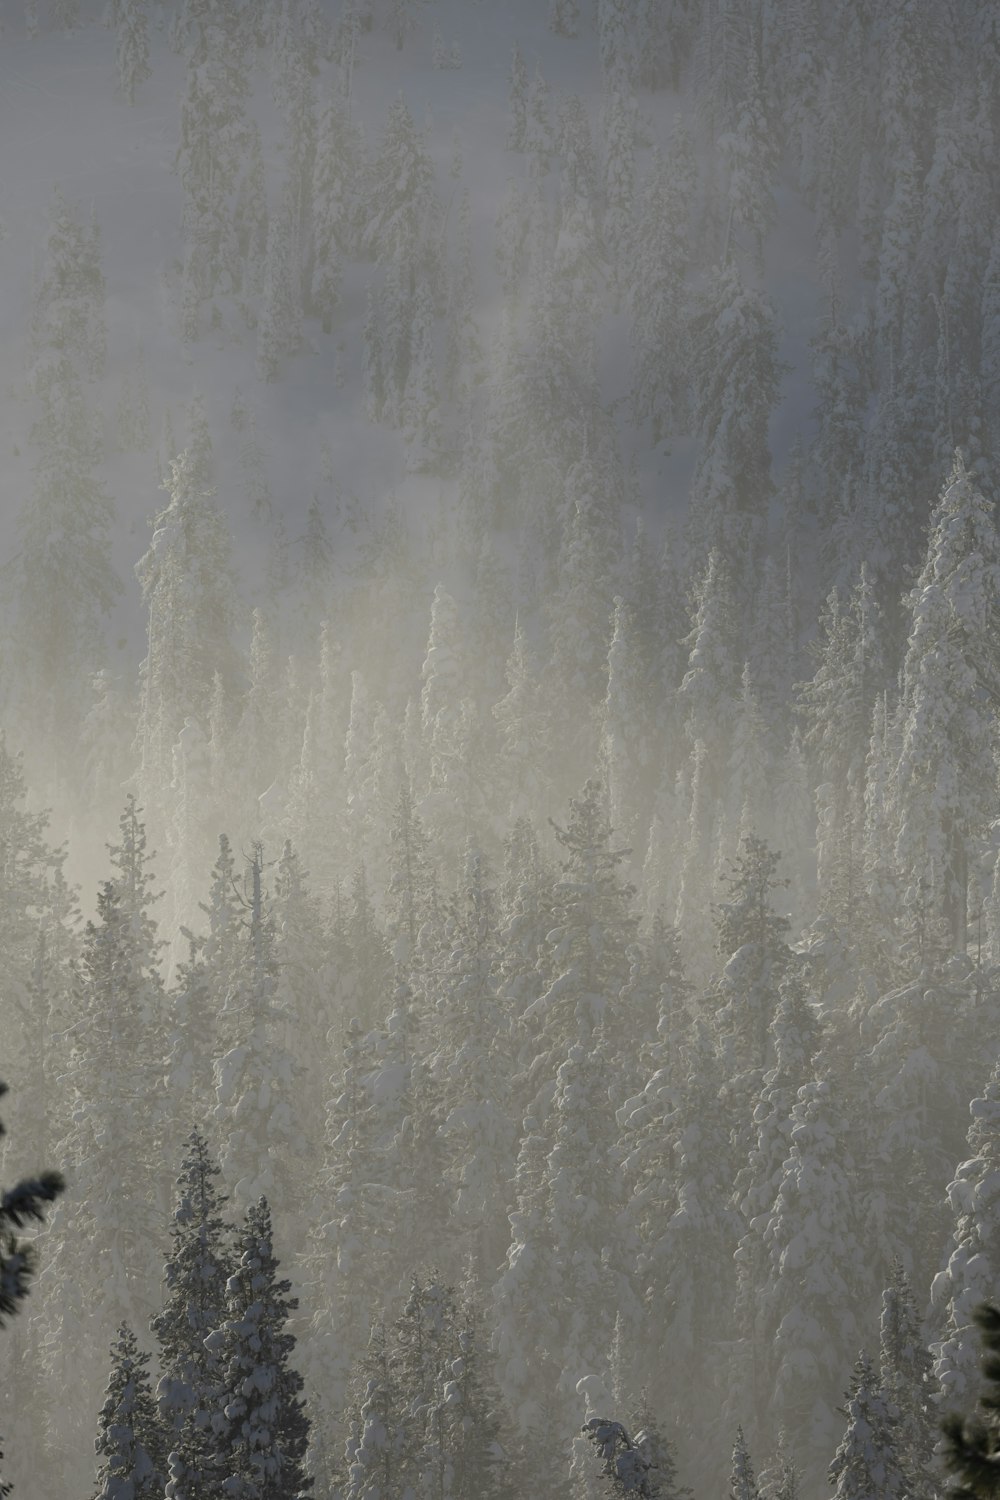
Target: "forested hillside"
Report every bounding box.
[0,0,998,1496]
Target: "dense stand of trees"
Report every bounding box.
[3,0,1000,1496]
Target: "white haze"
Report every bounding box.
[0,2,995,1499]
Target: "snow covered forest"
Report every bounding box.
[3,0,1000,1494]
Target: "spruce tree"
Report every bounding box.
[151,1133,233,1498]
[205,1197,311,1498]
[92,1325,166,1500]
[828,1354,907,1500]
[941,1304,1000,1500]
[583,1416,659,1496]
[879,1261,936,1500]
[892,453,1000,951]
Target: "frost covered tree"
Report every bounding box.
[205,1196,311,1498]
[116,0,151,104]
[728,1427,761,1500]
[686,263,779,589]
[878,1261,936,1500]
[213,846,308,1222]
[10,370,120,786]
[758,1079,872,1475]
[629,128,696,446]
[339,1321,413,1500]
[798,566,886,931]
[150,1132,233,1498]
[256,175,303,382]
[520,780,638,1093]
[174,5,254,326]
[433,849,516,1281]
[828,1354,907,1500]
[91,1325,166,1500]
[549,0,578,39]
[134,449,240,819]
[40,799,167,1485]
[29,187,106,389]
[676,548,741,795]
[311,86,360,329]
[583,1416,659,1497]
[710,834,792,1077]
[363,95,435,270]
[892,453,1000,951]
[932,1056,1000,1412]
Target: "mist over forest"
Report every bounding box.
[1,0,999,1496]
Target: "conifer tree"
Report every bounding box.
[583,1416,659,1496]
[729,1427,761,1500]
[116,0,151,104]
[92,1325,166,1500]
[340,1321,413,1500]
[506,42,528,150]
[134,449,240,821]
[828,1354,907,1500]
[710,834,792,1076]
[257,175,303,381]
[758,1079,872,1476]
[151,1132,233,1498]
[933,1056,1000,1411]
[798,566,886,931]
[549,0,579,39]
[522,780,638,1085]
[879,1261,936,1500]
[11,367,120,787]
[363,95,435,270]
[205,1197,311,1498]
[213,846,308,1222]
[940,1303,1000,1500]
[629,129,696,446]
[686,263,778,590]
[893,453,1000,951]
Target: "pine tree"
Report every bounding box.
[686,263,779,591]
[0,1084,65,1329]
[311,86,358,330]
[583,1416,659,1496]
[522,780,638,1085]
[729,1427,761,1500]
[213,846,308,1222]
[116,0,151,104]
[174,6,254,325]
[879,1262,936,1500]
[134,448,240,821]
[363,95,435,269]
[710,834,792,1077]
[940,1303,1000,1500]
[758,1079,872,1476]
[892,454,1000,951]
[506,42,528,150]
[933,1056,1000,1412]
[0,1079,66,1499]
[828,1354,907,1500]
[205,1197,311,1498]
[629,128,696,446]
[798,566,886,932]
[10,368,120,787]
[549,0,579,39]
[39,803,168,1482]
[340,1321,414,1500]
[92,1325,166,1499]
[29,187,107,390]
[151,1132,233,1498]
[256,175,303,381]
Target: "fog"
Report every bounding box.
[0,1,996,1497]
